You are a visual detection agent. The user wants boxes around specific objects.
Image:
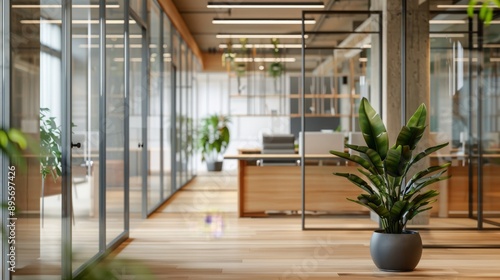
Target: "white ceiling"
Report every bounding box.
[172,0,370,49]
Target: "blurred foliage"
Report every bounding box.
[468,0,500,24]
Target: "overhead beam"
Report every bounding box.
[157,0,204,68]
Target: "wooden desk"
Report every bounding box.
[225,153,366,217]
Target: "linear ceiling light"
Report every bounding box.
[234,57,296,63]
[429,19,467,24]
[21,19,135,24]
[12,4,119,8]
[429,33,465,38]
[216,34,308,39]
[212,18,316,24]
[436,5,497,9]
[207,2,324,9]
[219,43,302,49]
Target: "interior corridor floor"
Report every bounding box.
[111,171,500,280]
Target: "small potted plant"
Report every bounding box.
[198,114,230,171]
[330,98,450,271]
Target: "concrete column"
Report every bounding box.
[371,0,432,223]
[371,0,430,144]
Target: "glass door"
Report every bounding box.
[70,0,100,270]
[129,15,147,218]
[9,2,64,278]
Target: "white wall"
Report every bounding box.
[197,72,291,171]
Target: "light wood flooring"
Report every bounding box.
[113,171,500,279]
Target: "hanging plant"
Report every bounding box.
[235,63,246,77]
[268,38,283,78]
[268,61,283,78]
[221,41,236,67]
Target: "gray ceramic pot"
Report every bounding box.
[370,230,422,272]
[207,161,223,171]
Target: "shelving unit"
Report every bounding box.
[289,68,363,134]
[227,70,289,117]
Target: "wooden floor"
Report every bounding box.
[113,171,500,279]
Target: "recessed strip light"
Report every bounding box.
[72,34,142,39]
[234,57,296,63]
[207,2,324,9]
[219,43,302,49]
[429,20,467,24]
[216,34,308,39]
[212,18,316,25]
[12,4,119,8]
[21,19,136,24]
[429,33,465,38]
[436,5,497,9]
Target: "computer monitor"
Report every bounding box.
[298,131,345,155]
[261,134,295,154]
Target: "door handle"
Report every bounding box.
[71,142,81,148]
[138,143,144,148]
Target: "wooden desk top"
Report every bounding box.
[224,154,339,160]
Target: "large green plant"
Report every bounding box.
[0,128,27,163]
[330,98,450,233]
[39,107,62,181]
[198,115,230,162]
[468,0,500,24]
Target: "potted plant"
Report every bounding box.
[329,98,450,271]
[39,108,62,227]
[198,114,230,172]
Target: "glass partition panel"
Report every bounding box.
[302,11,381,229]
[427,17,476,228]
[188,51,194,179]
[71,0,100,270]
[10,2,63,278]
[105,0,126,244]
[480,22,500,228]
[162,15,172,198]
[129,16,145,218]
[180,42,187,185]
[173,32,182,190]
[147,0,162,211]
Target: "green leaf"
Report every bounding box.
[406,162,451,189]
[358,168,386,194]
[406,103,427,128]
[345,144,384,174]
[389,200,408,220]
[468,0,477,18]
[330,150,376,174]
[408,142,449,168]
[333,172,374,195]
[395,126,426,151]
[358,97,388,160]
[385,145,404,177]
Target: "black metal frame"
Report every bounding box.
[299,7,500,246]
[301,10,383,231]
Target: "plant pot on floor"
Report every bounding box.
[370,230,422,272]
[206,161,223,172]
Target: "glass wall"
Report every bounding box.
[298,2,499,235]
[426,2,500,230]
[9,2,64,278]
[1,1,199,278]
[162,14,172,198]
[129,14,146,218]
[147,0,162,211]
[105,0,126,245]
[71,0,100,270]
[301,10,382,229]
